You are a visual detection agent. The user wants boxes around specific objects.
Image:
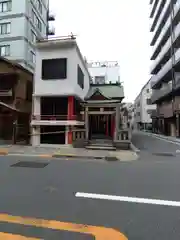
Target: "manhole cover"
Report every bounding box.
[105,157,118,161]
[11,161,49,168]
[152,153,175,157]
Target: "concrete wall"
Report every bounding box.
[88,65,120,83]
[34,45,90,100]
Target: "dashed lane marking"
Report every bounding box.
[0,232,39,239]
[76,192,180,207]
[0,213,127,240]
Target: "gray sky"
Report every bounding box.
[50,0,151,102]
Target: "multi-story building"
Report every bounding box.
[121,102,135,129]
[134,78,156,130]
[88,61,120,84]
[0,0,54,73]
[31,37,125,147]
[150,0,180,136]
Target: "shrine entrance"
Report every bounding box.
[89,114,114,139]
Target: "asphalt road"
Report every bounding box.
[0,135,180,239]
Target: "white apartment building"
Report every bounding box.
[31,37,90,146]
[0,0,54,73]
[88,61,120,84]
[134,78,156,130]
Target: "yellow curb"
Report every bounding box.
[0,148,8,155]
[39,154,53,158]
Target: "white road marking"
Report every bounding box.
[75,192,180,207]
[142,132,180,146]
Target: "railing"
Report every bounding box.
[72,129,86,141]
[151,83,172,103]
[0,89,12,96]
[32,115,83,121]
[48,11,55,21]
[117,129,131,141]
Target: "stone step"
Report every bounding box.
[86,145,116,151]
[89,143,114,147]
[89,140,113,144]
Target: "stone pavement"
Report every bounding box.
[54,147,138,161]
[0,145,138,161]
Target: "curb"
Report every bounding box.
[52,154,104,159]
[130,143,140,153]
[142,132,180,144]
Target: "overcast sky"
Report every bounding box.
[50,0,151,102]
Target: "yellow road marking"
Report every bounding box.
[0,148,8,155]
[0,232,40,239]
[39,154,52,158]
[0,213,127,240]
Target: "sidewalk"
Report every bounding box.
[0,145,138,161]
[53,147,138,161]
[139,130,180,144]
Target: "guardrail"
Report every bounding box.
[32,115,83,121]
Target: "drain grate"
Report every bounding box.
[152,153,175,157]
[105,156,118,161]
[11,161,49,168]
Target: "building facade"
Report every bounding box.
[150,0,180,136]
[0,57,33,144]
[31,37,90,146]
[31,37,126,147]
[88,61,120,84]
[0,0,54,73]
[134,78,156,130]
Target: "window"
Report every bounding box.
[146,88,149,93]
[30,51,35,63]
[0,45,10,56]
[26,81,32,101]
[42,58,67,80]
[0,1,11,12]
[31,9,42,32]
[31,9,35,22]
[95,76,105,84]
[146,98,152,105]
[31,30,36,43]
[36,0,42,13]
[37,18,42,31]
[77,65,84,89]
[147,109,152,114]
[0,22,10,34]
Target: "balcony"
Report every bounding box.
[151,47,180,88]
[150,0,171,46]
[31,114,84,126]
[150,0,166,32]
[150,0,159,18]
[48,11,55,21]
[151,73,180,103]
[150,21,180,74]
[151,1,180,59]
[151,83,172,103]
[47,26,55,35]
